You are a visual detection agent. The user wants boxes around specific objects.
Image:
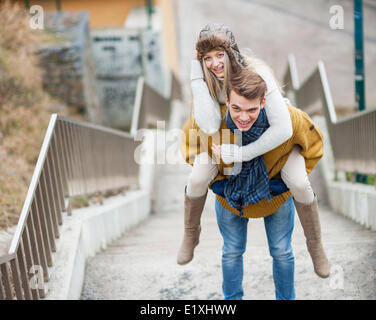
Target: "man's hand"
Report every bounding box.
[211,144,221,159]
[212,143,243,164]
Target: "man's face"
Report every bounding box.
[226,90,266,132]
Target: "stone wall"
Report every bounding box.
[35,9,167,131]
[37,11,102,124]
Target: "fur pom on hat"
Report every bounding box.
[196,23,246,73]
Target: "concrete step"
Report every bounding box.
[81,162,376,300]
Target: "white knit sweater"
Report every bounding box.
[190,60,293,163]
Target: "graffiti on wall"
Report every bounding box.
[91,28,164,131]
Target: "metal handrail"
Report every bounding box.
[171,71,183,102]
[131,72,180,135]
[283,54,376,175]
[0,72,181,300]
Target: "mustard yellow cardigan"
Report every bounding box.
[180,105,324,218]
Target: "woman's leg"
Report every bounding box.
[281,146,330,278]
[186,152,219,197]
[177,152,218,265]
[280,146,314,204]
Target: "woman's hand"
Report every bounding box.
[220,144,242,164]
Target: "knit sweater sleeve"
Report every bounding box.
[221,64,293,163]
[190,60,222,135]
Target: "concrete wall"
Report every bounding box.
[91,27,142,131]
[20,0,179,75]
[37,11,102,124]
[158,0,179,76]
[91,7,166,131]
[45,190,151,300]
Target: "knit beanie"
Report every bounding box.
[196,23,246,73]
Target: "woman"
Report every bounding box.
[177,23,329,279]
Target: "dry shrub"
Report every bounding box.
[0,1,70,230]
[0,0,55,90]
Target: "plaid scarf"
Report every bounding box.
[224,109,272,215]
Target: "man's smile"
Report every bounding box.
[236,119,252,129]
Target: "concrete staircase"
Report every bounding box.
[81,151,376,300]
[80,0,376,299]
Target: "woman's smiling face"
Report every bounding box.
[203,49,225,78]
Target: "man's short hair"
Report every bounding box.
[226,68,267,102]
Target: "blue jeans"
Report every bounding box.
[215,197,295,300]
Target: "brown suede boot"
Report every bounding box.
[294,196,330,278]
[177,189,207,265]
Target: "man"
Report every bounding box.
[180,68,324,300]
